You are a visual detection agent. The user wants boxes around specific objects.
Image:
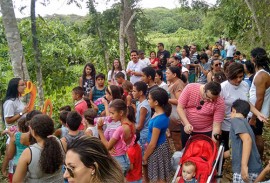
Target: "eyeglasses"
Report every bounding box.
[64,165,74,178]
[196,100,205,110]
[214,63,222,67]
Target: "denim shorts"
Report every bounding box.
[128,179,142,183]
[114,154,130,176]
[138,136,147,157]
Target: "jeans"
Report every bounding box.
[114,154,130,176]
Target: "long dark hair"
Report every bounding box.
[110,59,123,79]
[29,114,64,174]
[106,85,122,100]
[149,88,172,117]
[82,63,96,79]
[168,66,187,83]
[109,99,135,123]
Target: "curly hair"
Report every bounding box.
[68,136,124,182]
[29,114,64,174]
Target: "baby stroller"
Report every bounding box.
[172,134,224,183]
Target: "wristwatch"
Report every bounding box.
[19,112,23,116]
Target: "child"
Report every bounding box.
[72,86,88,130]
[126,132,142,183]
[181,161,197,183]
[230,99,262,182]
[115,71,126,86]
[97,99,136,176]
[54,111,69,138]
[132,81,151,155]
[79,63,96,97]
[60,111,84,152]
[122,80,133,106]
[89,73,106,115]
[83,109,99,138]
[59,105,71,112]
[142,88,172,182]
[155,70,168,91]
[141,66,159,98]
[5,117,29,173]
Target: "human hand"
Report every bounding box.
[241,165,249,182]
[265,160,270,172]
[249,118,256,126]
[142,157,147,166]
[102,97,109,105]
[97,118,104,131]
[109,147,116,155]
[23,106,29,114]
[257,114,268,123]
[184,124,193,134]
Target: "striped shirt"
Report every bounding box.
[178,83,225,133]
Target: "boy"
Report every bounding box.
[60,111,84,152]
[115,71,126,86]
[89,73,106,115]
[72,86,88,130]
[126,132,142,183]
[230,99,262,182]
[141,66,159,98]
[54,111,69,138]
[181,161,197,183]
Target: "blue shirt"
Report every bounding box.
[147,113,169,146]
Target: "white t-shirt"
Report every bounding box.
[182,67,189,74]
[181,57,191,69]
[159,81,168,91]
[220,80,249,131]
[3,98,25,128]
[139,58,151,68]
[126,60,145,84]
[225,44,236,57]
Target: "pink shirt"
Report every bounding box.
[178,83,225,132]
[75,99,88,130]
[112,126,135,156]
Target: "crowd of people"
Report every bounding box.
[1,40,270,183]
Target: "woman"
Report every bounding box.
[169,56,189,80]
[181,48,190,71]
[220,62,267,152]
[143,88,172,183]
[207,59,222,82]
[149,51,159,70]
[166,66,186,151]
[79,63,96,97]
[108,59,126,85]
[2,78,28,179]
[63,136,124,183]
[243,60,255,88]
[13,114,64,182]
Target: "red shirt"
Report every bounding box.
[178,83,225,132]
[75,99,88,130]
[150,58,159,70]
[126,143,142,181]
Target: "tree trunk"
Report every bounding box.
[0,0,30,80]
[119,5,126,70]
[244,0,264,47]
[123,0,137,51]
[31,0,44,107]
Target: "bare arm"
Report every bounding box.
[54,128,62,138]
[177,104,193,134]
[169,89,182,105]
[254,160,270,183]
[79,77,83,87]
[136,108,147,131]
[12,148,31,183]
[143,128,160,162]
[7,135,16,160]
[239,133,252,182]
[207,72,212,83]
[97,128,117,150]
[212,122,221,144]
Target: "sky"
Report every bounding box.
[13,0,216,18]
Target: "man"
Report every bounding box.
[189,44,199,83]
[225,39,236,60]
[173,45,182,60]
[126,50,145,84]
[177,81,225,147]
[249,47,270,159]
[138,50,151,68]
[157,43,170,82]
[195,53,210,84]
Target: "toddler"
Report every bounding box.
[181,161,197,183]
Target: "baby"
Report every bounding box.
[182,161,197,183]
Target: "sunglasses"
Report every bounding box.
[214,63,222,67]
[196,100,205,110]
[64,165,74,178]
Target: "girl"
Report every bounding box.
[143,88,172,183]
[149,51,159,70]
[13,114,64,182]
[122,80,133,106]
[84,109,99,138]
[108,59,126,85]
[97,99,136,176]
[5,117,29,172]
[155,70,168,91]
[207,59,222,82]
[243,60,255,88]
[79,63,96,97]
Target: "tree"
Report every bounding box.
[0,0,30,80]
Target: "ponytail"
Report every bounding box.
[40,137,64,174]
[163,103,172,117]
[127,106,136,123]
